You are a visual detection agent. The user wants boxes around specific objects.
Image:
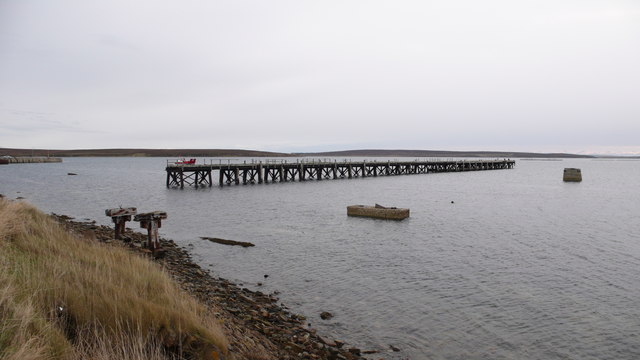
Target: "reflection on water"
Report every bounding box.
[2,157,640,359]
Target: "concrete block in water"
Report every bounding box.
[563,168,582,182]
[347,204,409,220]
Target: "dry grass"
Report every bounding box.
[0,199,228,359]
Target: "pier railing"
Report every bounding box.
[167,157,510,166]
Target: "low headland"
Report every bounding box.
[0,198,371,360]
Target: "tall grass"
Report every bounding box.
[0,199,228,359]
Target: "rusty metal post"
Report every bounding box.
[105,207,137,240]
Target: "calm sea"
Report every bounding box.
[2,157,640,359]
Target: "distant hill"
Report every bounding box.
[296,149,595,158]
[0,147,598,158]
[0,148,290,157]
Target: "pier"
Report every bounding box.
[0,156,62,164]
[166,159,516,188]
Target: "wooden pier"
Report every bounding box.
[0,156,62,164]
[166,159,516,188]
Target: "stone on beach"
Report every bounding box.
[320,311,333,320]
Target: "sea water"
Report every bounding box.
[2,157,640,359]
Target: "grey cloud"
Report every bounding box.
[0,0,639,154]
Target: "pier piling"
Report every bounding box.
[105,207,137,240]
[133,211,167,253]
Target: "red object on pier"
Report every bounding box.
[176,158,196,165]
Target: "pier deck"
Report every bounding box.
[166,159,516,188]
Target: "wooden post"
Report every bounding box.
[105,207,137,240]
[134,211,167,253]
[219,170,224,187]
[258,163,263,184]
[235,168,240,185]
[179,169,184,189]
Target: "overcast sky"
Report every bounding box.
[1,1,639,154]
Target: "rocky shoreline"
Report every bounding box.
[52,214,385,360]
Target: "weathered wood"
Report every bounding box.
[200,237,255,247]
[134,211,167,221]
[133,211,167,251]
[105,207,137,239]
[105,207,137,217]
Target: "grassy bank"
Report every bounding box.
[0,199,228,360]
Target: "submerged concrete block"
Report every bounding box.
[563,168,582,182]
[347,205,409,220]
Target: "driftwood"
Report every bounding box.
[200,237,255,247]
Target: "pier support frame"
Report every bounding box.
[134,211,167,253]
[166,159,516,188]
[105,207,137,240]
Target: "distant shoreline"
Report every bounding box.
[0,148,291,158]
[0,147,624,159]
